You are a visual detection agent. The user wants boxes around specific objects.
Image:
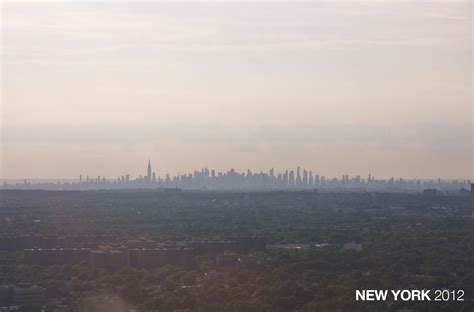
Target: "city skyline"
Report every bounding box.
[1,156,473,181]
[0,2,472,310]
[1,159,471,192]
[1,158,473,182]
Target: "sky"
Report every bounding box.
[1,0,472,180]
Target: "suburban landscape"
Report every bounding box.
[0,188,472,311]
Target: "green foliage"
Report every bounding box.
[0,190,471,311]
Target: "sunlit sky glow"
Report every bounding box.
[1,1,472,179]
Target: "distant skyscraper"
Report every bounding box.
[314,174,320,186]
[296,166,301,185]
[283,170,289,185]
[147,160,152,182]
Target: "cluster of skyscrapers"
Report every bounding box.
[3,160,471,192]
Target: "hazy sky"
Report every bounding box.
[1,0,472,179]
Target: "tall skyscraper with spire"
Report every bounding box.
[147,159,152,182]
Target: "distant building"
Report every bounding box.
[296,167,301,185]
[146,160,152,183]
[24,248,91,265]
[12,284,45,306]
[289,171,295,186]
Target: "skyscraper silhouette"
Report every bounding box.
[147,160,152,182]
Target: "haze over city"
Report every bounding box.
[2,0,472,179]
[1,2,473,311]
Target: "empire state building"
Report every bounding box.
[146,160,152,182]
